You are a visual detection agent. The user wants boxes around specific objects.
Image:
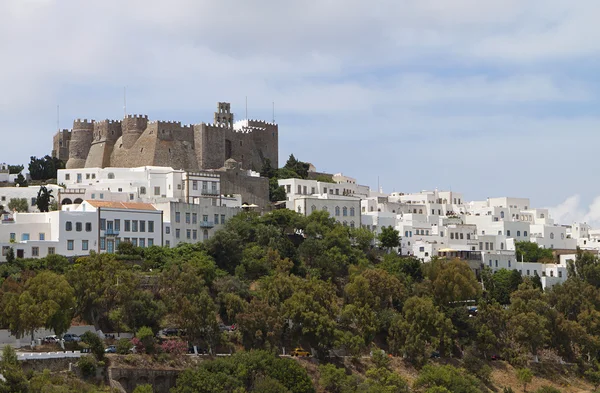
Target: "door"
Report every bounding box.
[107,240,114,254]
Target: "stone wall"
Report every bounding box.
[217,164,270,209]
[108,367,180,393]
[53,102,279,173]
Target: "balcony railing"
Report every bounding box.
[200,189,220,196]
[105,228,120,236]
[200,221,214,228]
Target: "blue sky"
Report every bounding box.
[2,0,600,224]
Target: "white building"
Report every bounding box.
[0,200,162,261]
[0,163,18,183]
[278,178,370,202]
[291,194,361,227]
[0,185,63,213]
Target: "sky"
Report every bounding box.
[2,0,600,225]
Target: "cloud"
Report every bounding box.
[548,195,600,227]
[2,0,600,210]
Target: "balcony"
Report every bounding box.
[105,228,120,236]
[200,189,220,196]
[200,221,214,228]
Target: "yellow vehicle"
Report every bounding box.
[290,347,310,357]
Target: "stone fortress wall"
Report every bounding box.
[52,102,279,172]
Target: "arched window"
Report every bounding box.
[541,213,545,218]
[335,206,340,216]
[343,221,347,227]
[203,230,209,240]
[561,233,564,239]
[419,209,423,214]
[311,205,316,213]
[297,206,302,213]
[501,242,504,250]
[108,173,115,179]
[323,206,328,212]
[343,207,348,216]
[550,233,554,239]
[140,186,146,195]
[350,207,355,216]
[350,221,355,228]
[517,231,521,237]
[500,211,505,219]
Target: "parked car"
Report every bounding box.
[430,351,440,359]
[219,323,237,332]
[290,347,310,357]
[63,333,81,342]
[105,345,117,353]
[43,335,59,344]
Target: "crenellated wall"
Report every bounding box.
[52,102,278,173]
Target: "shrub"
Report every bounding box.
[535,387,561,393]
[77,355,97,378]
[117,338,133,355]
[133,384,154,393]
[80,331,104,360]
[136,326,156,354]
[160,338,188,355]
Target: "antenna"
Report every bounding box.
[123,87,127,118]
[56,104,60,131]
[245,96,248,119]
[272,101,275,123]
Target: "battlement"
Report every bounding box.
[73,119,95,130]
[149,120,182,126]
[96,119,122,125]
[126,114,148,120]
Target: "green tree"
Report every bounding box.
[5,247,14,263]
[378,226,400,252]
[515,241,554,263]
[0,345,28,393]
[7,165,23,175]
[567,248,600,287]
[3,271,75,341]
[482,268,522,304]
[319,364,358,393]
[178,290,220,354]
[13,174,27,187]
[35,185,54,212]
[428,259,481,306]
[413,365,481,393]
[28,155,64,181]
[517,368,533,392]
[8,198,28,213]
[135,326,156,354]
[389,297,454,365]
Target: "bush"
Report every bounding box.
[535,387,561,393]
[160,338,188,355]
[133,384,154,393]
[136,326,156,354]
[77,355,97,378]
[80,331,104,360]
[462,351,492,383]
[117,338,133,355]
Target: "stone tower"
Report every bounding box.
[215,102,233,127]
[66,119,94,169]
[122,115,149,150]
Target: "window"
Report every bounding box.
[140,186,146,195]
[485,242,489,251]
[297,185,302,194]
[561,233,564,239]
[335,206,340,216]
[524,230,528,237]
[85,222,92,232]
[148,221,154,233]
[132,220,138,232]
[108,172,115,179]
[100,237,106,250]
[165,226,170,234]
[114,220,120,231]
[148,238,154,247]
[175,212,181,223]
[203,230,209,240]
[350,221,355,228]
[187,229,191,239]
[140,220,146,232]
[336,189,339,195]
[67,240,74,251]
[460,233,464,240]
[139,238,145,248]
[192,213,197,224]
[219,215,225,224]
[558,271,562,278]
[550,233,555,239]
[131,238,137,247]
[65,174,70,181]
[124,237,130,243]
[501,242,504,250]
[343,207,348,216]
[500,211,505,219]
[32,247,39,257]
[48,247,55,255]
[193,181,198,190]
[479,242,483,250]
[214,214,219,224]
[76,222,83,232]
[39,233,45,240]
[185,213,191,224]
[99,193,104,199]
[350,207,355,216]
[286,185,291,193]
[193,230,197,240]
[466,234,470,240]
[92,174,96,179]
[66,221,72,231]
[507,230,511,236]
[175,229,180,239]
[165,240,170,247]
[489,260,492,267]
[450,233,454,239]
[303,186,307,194]
[508,260,511,267]
[323,187,327,193]
[125,220,131,232]
[82,240,88,251]
[550,270,554,277]
[31,197,36,206]
[154,186,160,196]
[311,187,316,194]
[517,231,521,237]
[100,219,106,231]
[490,243,494,250]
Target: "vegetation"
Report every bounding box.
[2,209,600,391]
[35,185,54,212]
[7,198,28,213]
[261,154,314,202]
[28,155,64,181]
